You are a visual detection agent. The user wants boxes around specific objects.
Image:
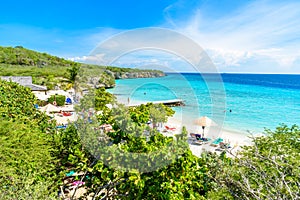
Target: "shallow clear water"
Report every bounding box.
[108,73,300,134]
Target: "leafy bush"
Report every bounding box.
[209,124,300,199]
[0,79,53,132]
[0,79,59,199]
[37,99,48,107]
[0,120,58,199]
[129,103,175,125]
[48,95,66,106]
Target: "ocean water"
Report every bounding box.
[108,73,300,134]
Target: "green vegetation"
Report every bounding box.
[0,46,74,66]
[48,94,66,106]
[106,66,163,73]
[0,46,113,90]
[129,103,175,126]
[0,79,58,199]
[69,87,300,199]
[0,78,299,199]
[0,79,52,131]
[0,46,80,90]
[0,46,298,199]
[209,125,300,199]
[0,64,69,78]
[0,46,164,90]
[0,121,57,199]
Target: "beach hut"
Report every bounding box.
[194,116,217,137]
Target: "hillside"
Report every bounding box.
[0,46,75,67]
[0,46,165,89]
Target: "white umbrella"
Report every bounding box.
[33,92,49,101]
[194,116,217,137]
[39,103,61,113]
[47,90,69,96]
[54,113,77,125]
[58,105,74,112]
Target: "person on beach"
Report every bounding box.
[127,97,130,105]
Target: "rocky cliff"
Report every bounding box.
[106,70,165,79]
[86,70,165,89]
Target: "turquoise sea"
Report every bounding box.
[108,73,300,134]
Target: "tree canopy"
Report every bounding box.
[0,63,299,199]
[0,79,58,199]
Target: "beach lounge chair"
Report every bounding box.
[56,125,67,129]
[71,181,85,187]
[193,140,203,145]
[220,142,231,149]
[66,170,75,177]
[194,134,211,142]
[189,133,197,142]
[63,112,72,116]
[190,133,210,142]
[190,133,196,138]
[165,125,176,131]
[211,138,224,147]
[190,133,202,138]
[197,137,211,144]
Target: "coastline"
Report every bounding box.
[114,96,255,157]
[164,115,254,157]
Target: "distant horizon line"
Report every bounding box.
[164,72,300,75]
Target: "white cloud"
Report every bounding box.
[4,1,300,73]
[68,56,88,62]
[206,48,252,67]
[169,0,300,72]
[65,0,300,73]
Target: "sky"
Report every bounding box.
[1,0,300,73]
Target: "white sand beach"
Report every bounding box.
[163,116,255,157]
[115,97,257,157]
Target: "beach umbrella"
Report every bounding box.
[54,112,77,125]
[33,91,49,101]
[39,103,61,113]
[194,116,217,137]
[58,105,74,112]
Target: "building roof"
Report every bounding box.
[26,84,47,91]
[0,76,47,91]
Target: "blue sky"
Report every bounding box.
[1,0,300,73]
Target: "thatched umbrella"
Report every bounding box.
[194,116,217,137]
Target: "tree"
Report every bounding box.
[209,124,300,199]
[129,103,175,127]
[48,94,66,106]
[149,103,174,128]
[67,63,80,84]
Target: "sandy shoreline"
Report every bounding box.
[163,116,256,157]
[116,97,258,157]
